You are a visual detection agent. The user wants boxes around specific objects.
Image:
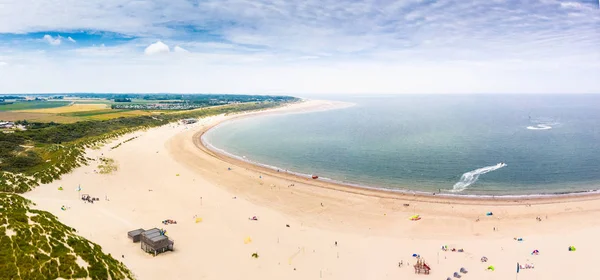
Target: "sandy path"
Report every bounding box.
[24,100,600,280]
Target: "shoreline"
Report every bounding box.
[198,99,600,204]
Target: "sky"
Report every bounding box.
[0,0,598,94]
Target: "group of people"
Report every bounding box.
[162,219,177,225]
[81,195,99,203]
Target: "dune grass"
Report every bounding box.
[0,193,133,280]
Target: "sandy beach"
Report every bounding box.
[24,100,600,280]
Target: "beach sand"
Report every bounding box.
[24,100,600,280]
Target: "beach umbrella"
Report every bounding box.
[244,237,252,244]
[487,265,495,271]
[195,217,203,223]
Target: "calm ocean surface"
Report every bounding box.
[204,95,600,196]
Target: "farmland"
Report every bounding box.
[0,101,71,111]
[0,94,298,123]
[62,109,153,120]
[18,103,109,114]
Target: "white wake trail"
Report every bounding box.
[451,163,507,192]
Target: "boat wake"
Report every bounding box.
[527,117,558,130]
[527,124,552,130]
[451,163,507,192]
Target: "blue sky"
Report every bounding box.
[0,0,598,94]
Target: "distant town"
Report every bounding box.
[0,93,298,124]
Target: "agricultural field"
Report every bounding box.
[17,103,109,114]
[0,101,71,111]
[87,110,153,120]
[62,109,153,120]
[0,111,82,123]
[1,106,153,124]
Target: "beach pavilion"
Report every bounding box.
[128,228,174,256]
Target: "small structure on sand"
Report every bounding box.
[413,257,431,275]
[127,228,145,243]
[127,228,174,256]
[141,228,174,256]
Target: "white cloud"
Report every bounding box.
[0,61,8,66]
[144,41,170,55]
[42,34,61,46]
[75,44,131,57]
[173,46,189,53]
[67,36,76,43]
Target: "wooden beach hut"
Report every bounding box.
[127,228,145,243]
[140,228,174,256]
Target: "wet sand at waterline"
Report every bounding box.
[24,100,600,280]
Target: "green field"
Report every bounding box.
[0,101,71,111]
[62,109,128,117]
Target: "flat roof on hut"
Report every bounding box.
[127,228,145,242]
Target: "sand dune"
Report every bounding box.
[24,100,600,280]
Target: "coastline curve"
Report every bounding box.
[195,99,600,205]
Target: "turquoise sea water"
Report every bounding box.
[204,95,600,196]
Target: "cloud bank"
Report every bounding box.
[0,0,598,94]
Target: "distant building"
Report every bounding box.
[181,118,198,124]
[0,121,15,129]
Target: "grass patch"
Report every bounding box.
[0,101,71,111]
[61,109,126,117]
[0,193,133,280]
[88,110,152,120]
[97,157,118,174]
[111,136,138,150]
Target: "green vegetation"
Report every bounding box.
[0,101,71,111]
[0,193,133,280]
[61,109,130,117]
[113,98,132,102]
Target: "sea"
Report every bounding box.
[203,95,600,196]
